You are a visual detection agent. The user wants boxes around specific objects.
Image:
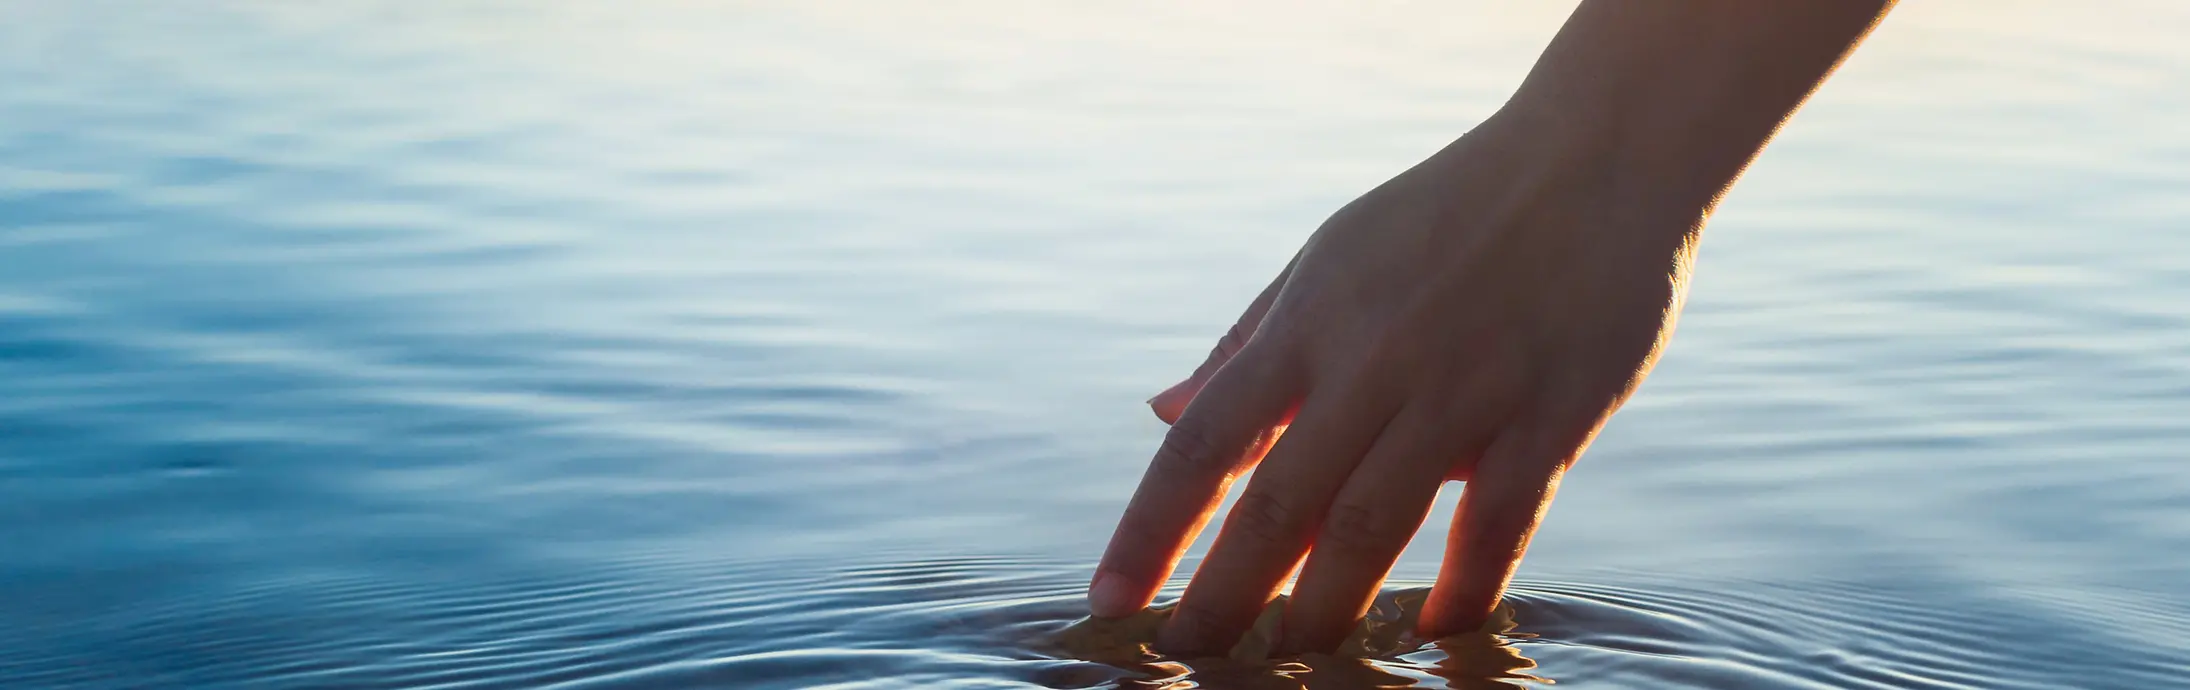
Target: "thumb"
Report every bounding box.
[1150,255,1298,424]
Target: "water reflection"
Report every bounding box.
[1051,588,1541,688]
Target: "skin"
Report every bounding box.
[1089,0,1899,657]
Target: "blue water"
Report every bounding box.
[4,1,2189,687]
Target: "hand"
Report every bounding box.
[1088,111,1704,656]
[1085,0,1892,657]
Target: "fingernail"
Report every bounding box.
[1088,570,1138,618]
[1154,378,1191,400]
[1147,380,1192,422]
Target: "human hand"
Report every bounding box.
[1088,111,1705,656]
[1085,0,1892,657]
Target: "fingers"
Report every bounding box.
[1278,405,1473,653]
[1150,254,1299,424]
[1154,386,1395,657]
[1090,346,1300,619]
[1418,425,1577,639]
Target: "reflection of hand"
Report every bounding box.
[1087,0,1896,657]
[1054,588,1538,686]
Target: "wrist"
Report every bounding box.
[1469,0,1891,215]
[1479,92,1765,214]
[1443,98,1737,251]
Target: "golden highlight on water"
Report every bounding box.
[1049,588,1541,686]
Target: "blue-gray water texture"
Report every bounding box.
[4,2,2189,688]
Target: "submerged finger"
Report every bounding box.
[1280,405,1473,653]
[1155,384,1395,657]
[1092,348,1300,618]
[1419,425,1577,638]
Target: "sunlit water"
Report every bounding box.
[5,1,2190,687]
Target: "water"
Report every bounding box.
[4,1,2189,687]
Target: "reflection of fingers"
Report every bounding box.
[1419,425,1576,639]
[1280,405,1475,653]
[1154,383,1395,657]
[1091,347,1300,619]
[1150,254,1298,424]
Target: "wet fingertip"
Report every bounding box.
[1087,571,1140,619]
[1153,618,1193,655]
[1280,626,1339,656]
[1275,625,1308,657]
[1270,614,1309,656]
[1154,605,1228,658]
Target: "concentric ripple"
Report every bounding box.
[16,553,2180,688]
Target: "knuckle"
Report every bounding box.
[1320,502,1414,556]
[1230,489,1310,546]
[1196,323,1272,381]
[1154,416,1232,480]
[1214,321,1253,360]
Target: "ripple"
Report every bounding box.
[1,546,2186,689]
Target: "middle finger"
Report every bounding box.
[1155,380,1395,657]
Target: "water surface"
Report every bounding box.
[4,1,2189,687]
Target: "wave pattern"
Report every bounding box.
[4,554,2184,688]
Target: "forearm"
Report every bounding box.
[1488,0,1895,214]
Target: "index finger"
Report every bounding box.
[1090,349,1300,618]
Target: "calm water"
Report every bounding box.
[5,1,2190,687]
